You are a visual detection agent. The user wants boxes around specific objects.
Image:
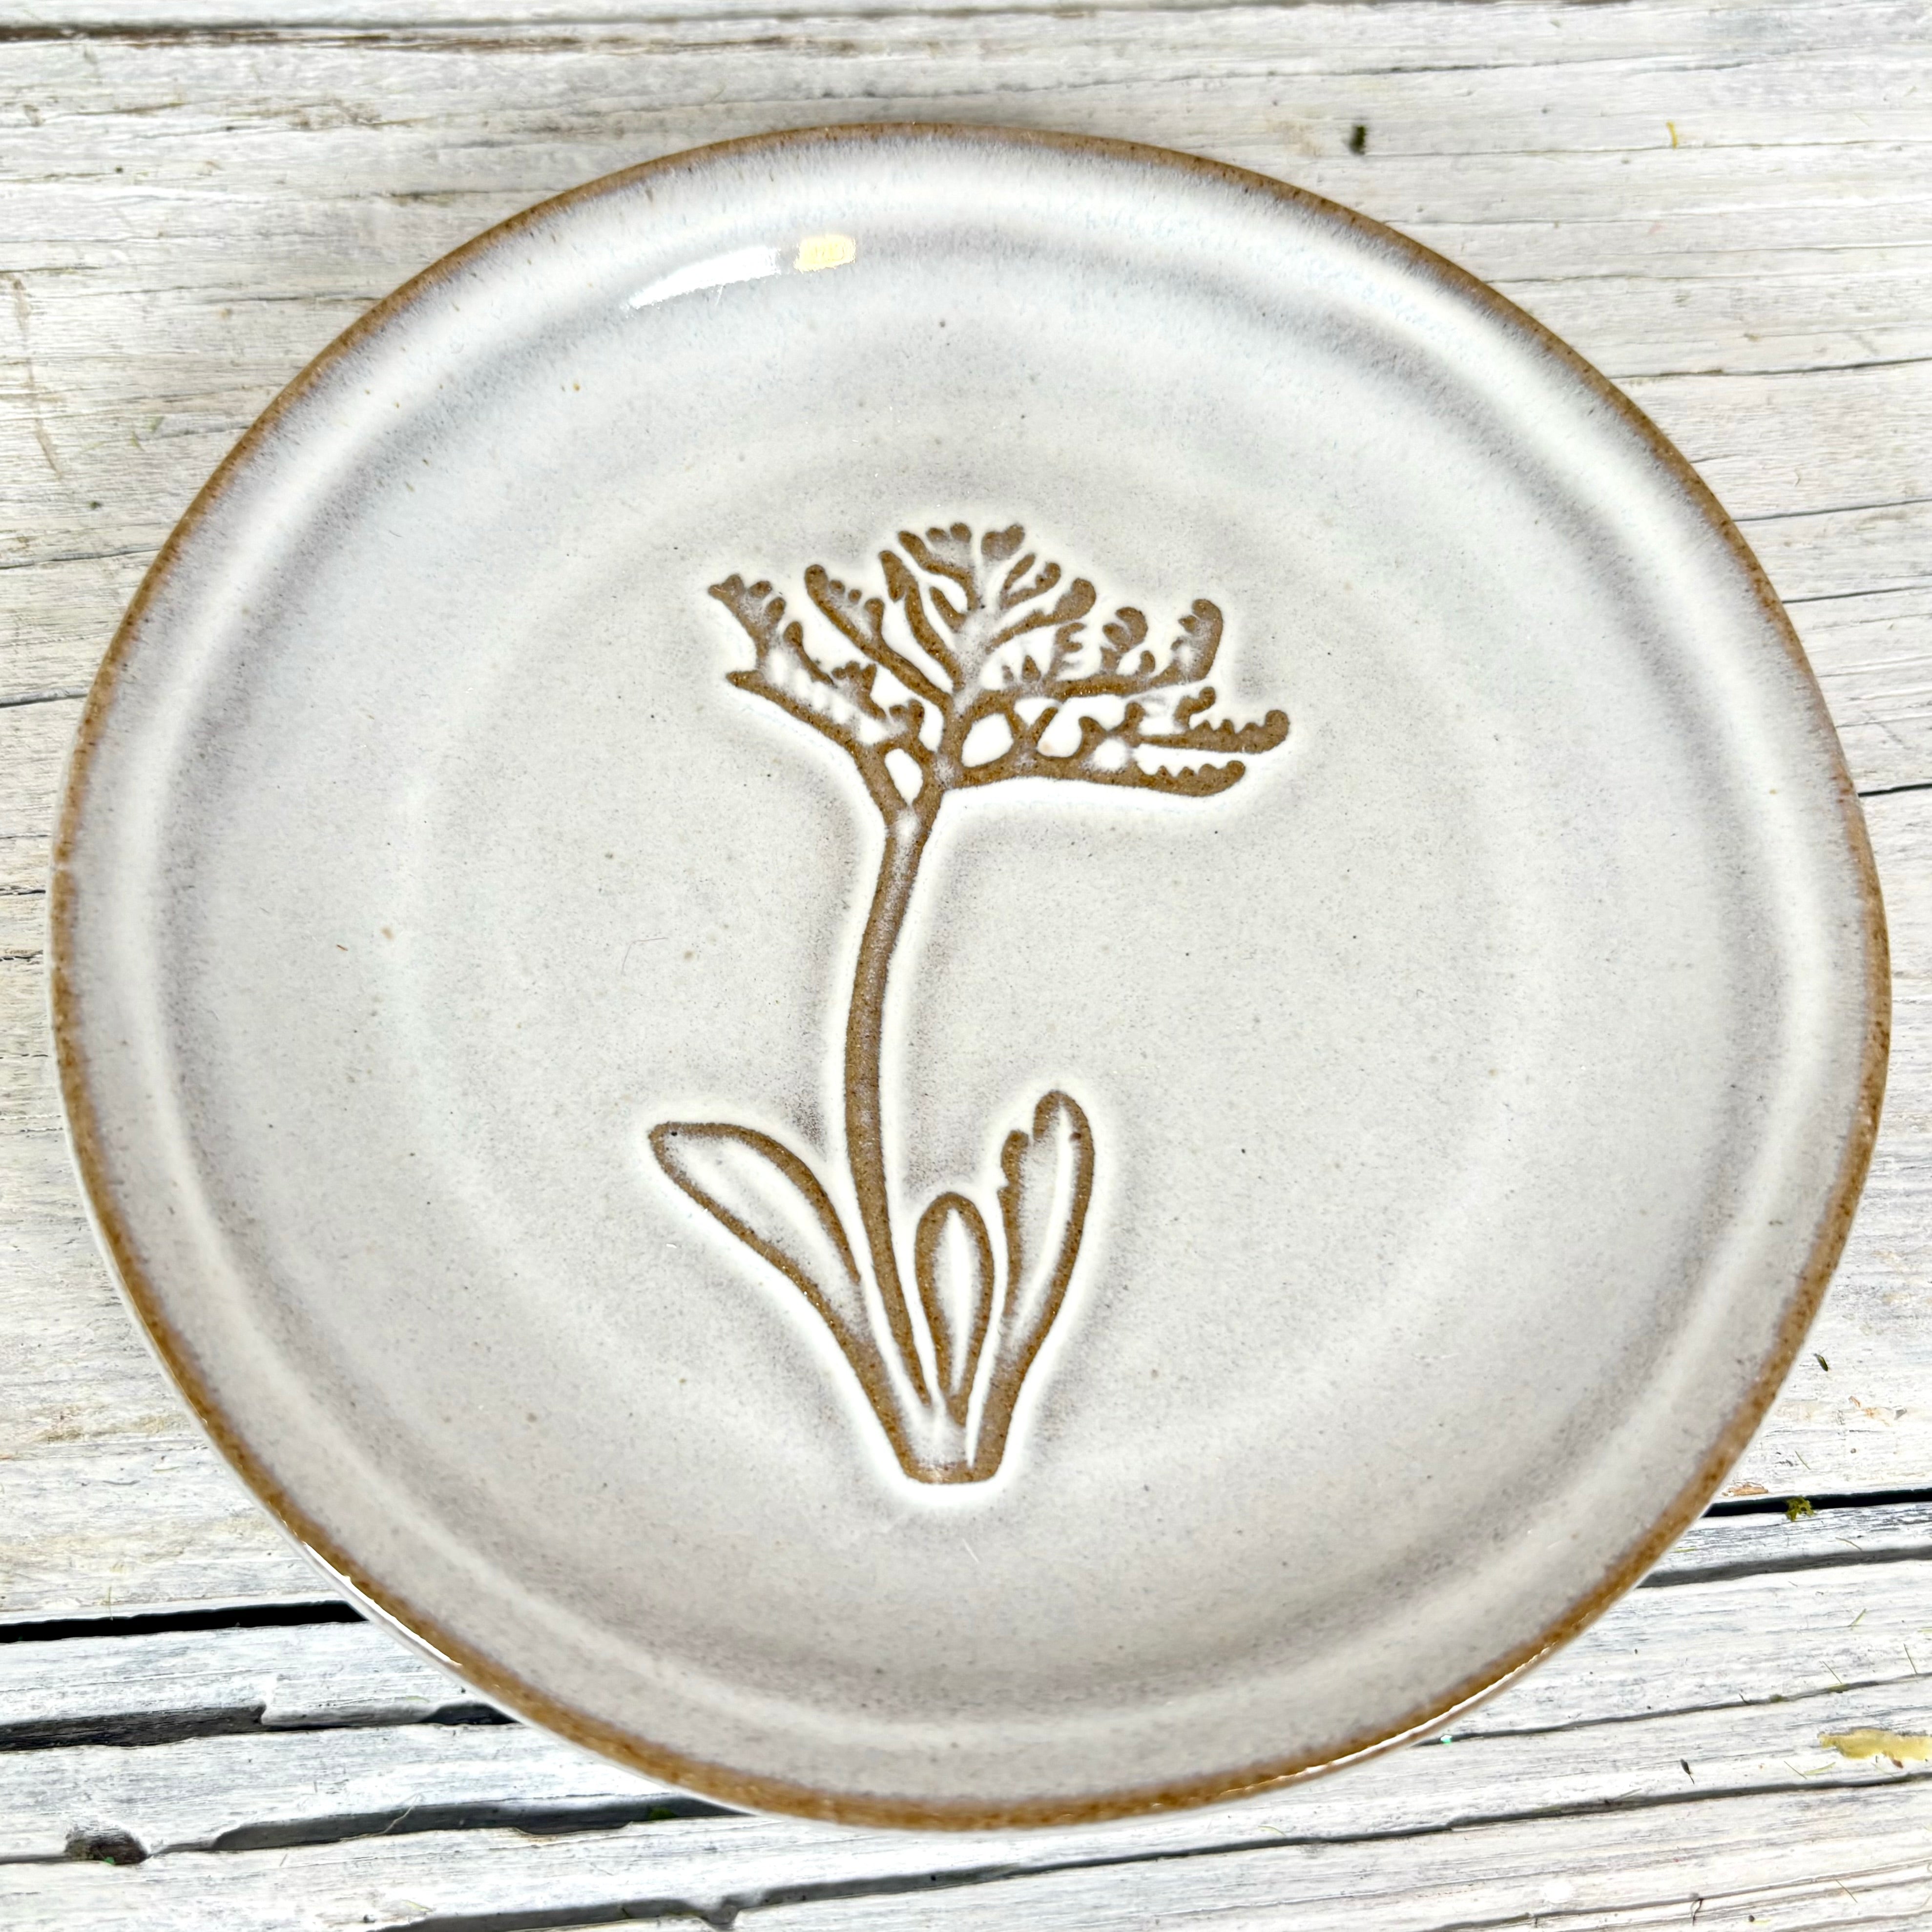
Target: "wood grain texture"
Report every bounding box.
[11,1778,1932,1930]
[751,1791,1932,1931]
[0,1620,502,1760]
[3,2,1931,1924]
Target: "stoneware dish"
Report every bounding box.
[53,125,1889,1828]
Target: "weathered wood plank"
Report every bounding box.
[2,1724,673,1867]
[3,0,1924,37]
[1743,788,1932,1495]
[0,1615,499,1753]
[6,1670,1932,1880]
[1657,1496,1932,1582]
[750,1788,1932,1932]
[4,6,1932,733]
[10,1777,1932,1932]
[1793,591,1932,801]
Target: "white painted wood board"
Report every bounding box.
[0,1617,502,1753]
[10,1781,1932,1931]
[749,1788,1932,1932]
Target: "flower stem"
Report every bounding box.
[845,792,942,1404]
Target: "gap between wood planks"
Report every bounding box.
[0,1600,364,1647]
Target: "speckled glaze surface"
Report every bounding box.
[53,126,1887,1828]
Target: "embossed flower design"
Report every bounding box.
[651,522,1288,1481]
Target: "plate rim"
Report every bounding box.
[47,119,1893,1830]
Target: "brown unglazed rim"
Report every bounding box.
[48,122,1892,1832]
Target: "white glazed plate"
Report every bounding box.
[53,126,1888,1828]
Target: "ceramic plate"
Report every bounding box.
[54,126,1888,1828]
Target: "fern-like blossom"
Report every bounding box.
[710,521,1287,813]
[653,524,1288,1482]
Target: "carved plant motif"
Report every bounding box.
[651,523,1289,1482]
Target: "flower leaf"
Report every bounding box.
[913,1191,996,1426]
[649,1122,879,1385]
[976,1091,1095,1475]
